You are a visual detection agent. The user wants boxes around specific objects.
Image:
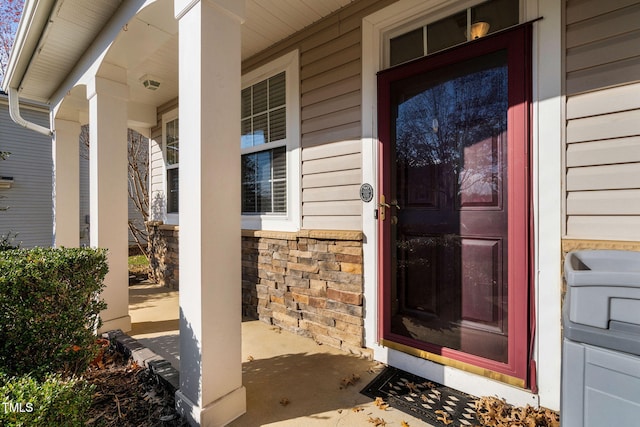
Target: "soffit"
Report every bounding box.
[15,0,356,107]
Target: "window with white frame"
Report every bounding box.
[241,72,286,213]
[165,116,179,214]
[241,50,300,231]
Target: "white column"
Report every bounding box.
[87,75,131,333]
[52,118,80,247]
[174,0,246,425]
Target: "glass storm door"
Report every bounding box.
[378,26,531,384]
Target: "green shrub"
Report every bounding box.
[0,247,108,378]
[0,372,94,427]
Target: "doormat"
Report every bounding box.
[361,366,479,426]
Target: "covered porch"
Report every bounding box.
[128,281,432,426]
[3,0,372,424]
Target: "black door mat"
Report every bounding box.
[361,366,479,426]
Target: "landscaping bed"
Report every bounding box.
[85,343,186,427]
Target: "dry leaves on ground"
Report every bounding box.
[435,409,453,425]
[340,373,361,389]
[374,396,389,410]
[85,348,186,426]
[367,416,387,426]
[475,396,560,427]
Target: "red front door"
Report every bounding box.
[378,26,531,383]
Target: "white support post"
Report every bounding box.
[174,0,246,425]
[87,74,131,333]
[52,118,81,248]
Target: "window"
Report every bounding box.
[241,72,287,214]
[241,50,300,231]
[165,116,179,214]
[387,0,519,67]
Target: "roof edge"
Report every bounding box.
[2,0,57,96]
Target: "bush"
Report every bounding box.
[0,372,94,427]
[0,247,108,378]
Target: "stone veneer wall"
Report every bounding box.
[242,230,369,357]
[146,225,368,356]
[147,221,179,289]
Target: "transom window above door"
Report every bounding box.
[387,0,519,67]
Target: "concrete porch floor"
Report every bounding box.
[129,282,433,426]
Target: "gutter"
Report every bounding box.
[2,0,56,137]
[7,87,52,136]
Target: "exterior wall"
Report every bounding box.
[565,0,640,240]
[0,98,53,248]
[149,98,178,223]
[241,230,368,357]
[242,0,397,231]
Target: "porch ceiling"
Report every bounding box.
[5,0,356,111]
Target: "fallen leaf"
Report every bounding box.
[352,407,364,412]
[405,381,419,393]
[435,410,453,425]
[374,397,389,410]
[246,355,254,362]
[340,373,361,388]
[401,421,410,427]
[367,416,387,426]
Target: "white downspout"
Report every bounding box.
[7,87,53,136]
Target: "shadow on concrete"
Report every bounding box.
[129,283,178,311]
[230,351,377,426]
[130,319,179,336]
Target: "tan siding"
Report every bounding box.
[567,190,640,215]
[301,139,362,230]
[302,169,361,188]
[565,1,640,241]
[301,138,360,160]
[567,216,640,240]
[566,82,640,119]
[302,185,360,202]
[567,163,640,191]
[566,1,640,96]
[566,137,640,167]
[302,215,361,230]
[566,3,640,48]
[566,0,638,25]
[566,30,640,73]
[566,109,640,143]
[303,200,361,216]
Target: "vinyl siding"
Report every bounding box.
[149,98,177,222]
[242,0,397,231]
[0,101,52,247]
[301,140,361,229]
[565,0,640,240]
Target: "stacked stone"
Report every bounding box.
[146,221,179,289]
[243,231,368,358]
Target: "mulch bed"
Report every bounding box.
[84,345,187,426]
